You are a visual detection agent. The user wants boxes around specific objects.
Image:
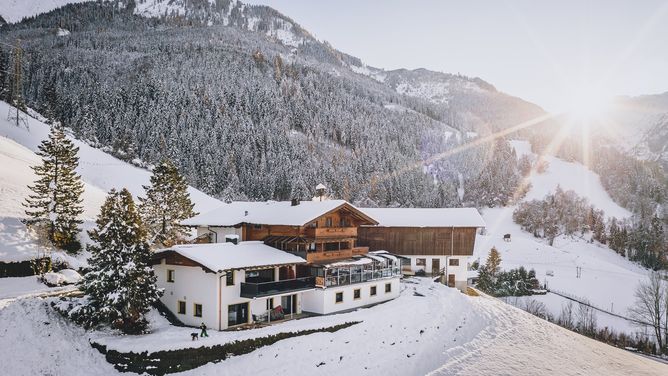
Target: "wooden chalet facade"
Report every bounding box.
[358,208,485,291]
[242,202,376,263]
[179,199,402,315]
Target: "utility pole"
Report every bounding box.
[7,39,27,128]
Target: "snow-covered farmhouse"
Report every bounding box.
[358,208,485,291]
[154,199,402,330]
[152,242,311,331]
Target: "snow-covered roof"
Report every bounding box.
[154,242,306,272]
[360,207,485,228]
[182,200,377,227]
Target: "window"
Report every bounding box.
[385,283,392,293]
[416,258,426,266]
[335,292,343,303]
[266,298,274,310]
[167,269,175,282]
[177,301,186,315]
[253,224,262,229]
[324,242,341,251]
[325,217,333,227]
[449,258,459,266]
[370,286,377,296]
[226,271,234,286]
[340,218,349,227]
[194,303,203,318]
[245,268,274,283]
[353,288,361,300]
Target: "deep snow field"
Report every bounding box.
[1,278,666,376]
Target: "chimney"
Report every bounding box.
[315,183,327,201]
[291,198,300,206]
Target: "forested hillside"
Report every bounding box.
[0,0,536,207]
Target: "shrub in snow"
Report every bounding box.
[67,188,162,334]
[476,248,539,297]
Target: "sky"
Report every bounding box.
[245,0,668,112]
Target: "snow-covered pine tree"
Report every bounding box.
[23,125,84,252]
[290,174,312,201]
[139,159,196,247]
[76,188,161,334]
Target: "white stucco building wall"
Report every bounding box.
[195,226,242,243]
[301,277,401,314]
[154,260,220,330]
[403,255,470,291]
[154,261,308,330]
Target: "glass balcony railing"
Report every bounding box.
[321,267,401,287]
[240,277,315,298]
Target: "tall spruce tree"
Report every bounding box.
[139,159,196,247]
[23,126,84,252]
[77,188,161,333]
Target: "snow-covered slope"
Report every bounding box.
[2,279,665,376]
[474,141,645,336]
[0,136,107,264]
[603,92,668,169]
[476,207,648,334]
[0,101,222,263]
[510,140,631,219]
[378,68,546,133]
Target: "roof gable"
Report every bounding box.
[181,200,378,227]
[152,241,307,272]
[360,207,485,228]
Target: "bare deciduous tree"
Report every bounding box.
[558,301,575,330]
[576,300,597,336]
[628,272,666,352]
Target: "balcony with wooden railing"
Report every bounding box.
[352,246,369,256]
[304,226,357,239]
[306,249,352,263]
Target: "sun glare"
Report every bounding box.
[563,86,612,123]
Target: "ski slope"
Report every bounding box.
[510,140,631,219]
[0,101,222,263]
[1,279,665,376]
[473,141,649,336]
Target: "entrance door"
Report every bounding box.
[280,294,298,315]
[447,274,455,287]
[432,258,440,275]
[228,303,249,327]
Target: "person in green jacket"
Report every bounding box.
[199,322,209,337]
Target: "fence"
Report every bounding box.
[548,288,668,334]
